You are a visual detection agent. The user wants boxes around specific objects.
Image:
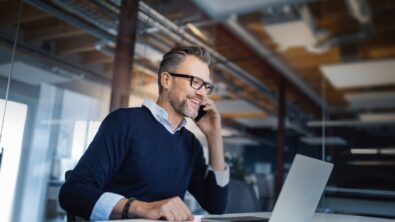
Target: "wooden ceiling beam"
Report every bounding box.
[213,66,278,115]
[103,63,113,76]
[55,36,96,54]
[25,23,84,42]
[83,51,113,64]
[131,66,157,85]
[221,111,267,119]
[281,47,341,69]
[215,24,323,115]
[0,6,51,25]
[359,44,395,59]
[340,85,395,94]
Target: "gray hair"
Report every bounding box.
[157,46,211,93]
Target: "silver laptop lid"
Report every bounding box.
[270,154,333,222]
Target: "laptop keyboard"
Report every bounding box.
[201,216,270,222]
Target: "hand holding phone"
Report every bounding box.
[194,100,222,137]
[194,105,207,122]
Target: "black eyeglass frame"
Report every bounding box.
[167,72,215,95]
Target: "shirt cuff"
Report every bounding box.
[207,165,230,187]
[90,192,124,221]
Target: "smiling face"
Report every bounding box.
[166,55,211,119]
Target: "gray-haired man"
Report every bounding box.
[59,46,229,221]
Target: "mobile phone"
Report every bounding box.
[195,105,207,122]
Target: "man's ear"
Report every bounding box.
[160,72,172,91]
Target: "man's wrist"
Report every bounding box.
[122,197,136,219]
[128,199,147,218]
[204,127,221,138]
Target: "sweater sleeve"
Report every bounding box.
[59,109,132,220]
[187,138,228,214]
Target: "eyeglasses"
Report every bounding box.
[167,72,215,95]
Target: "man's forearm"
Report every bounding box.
[110,197,194,221]
[109,198,147,219]
[109,198,128,219]
[206,130,226,171]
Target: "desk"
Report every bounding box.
[112,212,395,222]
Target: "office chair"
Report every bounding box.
[256,173,275,211]
[224,179,261,213]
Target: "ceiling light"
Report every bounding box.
[359,113,395,122]
[351,148,378,154]
[345,91,395,110]
[186,23,210,43]
[301,137,347,145]
[380,148,395,155]
[321,59,395,88]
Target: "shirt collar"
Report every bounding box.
[142,99,187,133]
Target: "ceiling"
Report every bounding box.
[0,0,394,148]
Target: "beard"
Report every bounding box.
[168,90,199,119]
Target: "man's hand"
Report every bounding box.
[195,98,226,172]
[195,98,221,136]
[130,197,194,221]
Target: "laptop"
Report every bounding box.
[202,154,334,222]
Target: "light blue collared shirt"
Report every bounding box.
[90,99,229,220]
[142,99,187,133]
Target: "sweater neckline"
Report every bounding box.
[141,106,185,137]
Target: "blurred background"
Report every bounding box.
[0,0,394,221]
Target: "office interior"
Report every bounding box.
[0,0,394,221]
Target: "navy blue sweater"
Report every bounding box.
[59,107,228,219]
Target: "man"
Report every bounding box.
[59,46,229,221]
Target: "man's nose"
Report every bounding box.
[195,86,206,98]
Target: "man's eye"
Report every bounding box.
[193,79,201,85]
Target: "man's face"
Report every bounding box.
[167,55,210,119]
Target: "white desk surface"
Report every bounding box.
[112,212,395,222]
